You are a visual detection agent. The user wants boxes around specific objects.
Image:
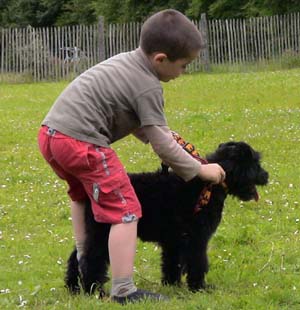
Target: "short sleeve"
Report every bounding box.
[135,88,167,127]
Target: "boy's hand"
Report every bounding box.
[198,164,226,184]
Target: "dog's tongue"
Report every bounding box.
[254,189,259,201]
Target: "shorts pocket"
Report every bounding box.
[92,170,123,203]
[99,172,122,193]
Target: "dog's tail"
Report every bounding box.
[65,248,81,294]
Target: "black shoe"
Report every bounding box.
[111,289,168,304]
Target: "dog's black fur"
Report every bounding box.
[65,141,268,294]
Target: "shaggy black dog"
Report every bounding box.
[65,141,268,295]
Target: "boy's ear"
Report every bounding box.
[153,53,168,63]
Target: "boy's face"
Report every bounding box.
[152,50,199,82]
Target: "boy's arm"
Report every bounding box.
[141,125,225,183]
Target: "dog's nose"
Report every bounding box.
[258,170,269,185]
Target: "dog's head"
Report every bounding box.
[206,141,269,201]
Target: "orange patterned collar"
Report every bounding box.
[170,131,227,214]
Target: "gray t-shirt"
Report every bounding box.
[42,48,167,147]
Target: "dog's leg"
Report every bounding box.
[160,243,182,286]
[79,253,109,296]
[186,239,209,291]
[65,248,81,294]
[79,224,111,296]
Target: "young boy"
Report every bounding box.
[38,9,225,303]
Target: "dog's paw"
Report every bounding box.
[65,284,81,295]
[162,278,181,287]
[202,283,216,292]
[189,282,216,293]
[98,288,106,299]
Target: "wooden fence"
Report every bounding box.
[0,18,105,81]
[208,12,300,64]
[0,13,300,82]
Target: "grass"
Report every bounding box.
[0,68,300,309]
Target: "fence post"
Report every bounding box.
[98,16,105,62]
[0,27,3,76]
[200,13,210,72]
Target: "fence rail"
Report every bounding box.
[0,13,300,82]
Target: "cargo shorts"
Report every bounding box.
[38,126,142,224]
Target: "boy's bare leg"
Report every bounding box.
[109,221,138,296]
[70,200,86,260]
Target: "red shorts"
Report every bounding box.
[38,126,142,224]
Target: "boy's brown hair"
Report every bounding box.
[140,9,203,61]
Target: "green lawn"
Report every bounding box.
[0,69,300,309]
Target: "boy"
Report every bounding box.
[38,9,225,303]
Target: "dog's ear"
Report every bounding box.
[208,141,260,165]
[217,142,259,161]
[218,142,235,149]
[217,142,237,157]
[235,142,261,162]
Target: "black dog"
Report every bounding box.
[65,141,268,295]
